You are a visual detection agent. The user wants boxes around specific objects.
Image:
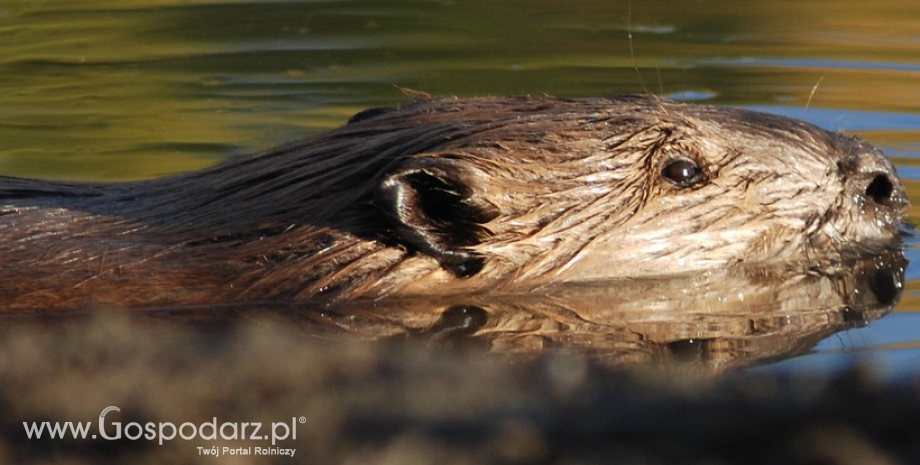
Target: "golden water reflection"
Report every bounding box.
[1,0,919,370]
[2,0,919,180]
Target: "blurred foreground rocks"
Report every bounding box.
[2,313,920,465]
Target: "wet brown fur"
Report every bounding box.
[0,95,905,312]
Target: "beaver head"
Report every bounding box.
[0,95,906,310]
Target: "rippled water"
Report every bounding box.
[1,0,919,375]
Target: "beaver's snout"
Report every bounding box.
[858,171,904,232]
[837,144,907,243]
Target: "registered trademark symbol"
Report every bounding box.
[299,416,306,424]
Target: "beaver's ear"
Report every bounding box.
[376,159,498,278]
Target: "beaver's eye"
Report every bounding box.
[661,159,703,187]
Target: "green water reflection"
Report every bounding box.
[1,0,920,376]
[2,0,919,181]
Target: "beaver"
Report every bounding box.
[0,95,906,312]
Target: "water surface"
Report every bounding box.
[1,0,919,375]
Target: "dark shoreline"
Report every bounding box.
[3,314,918,465]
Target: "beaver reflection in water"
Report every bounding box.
[0,95,906,311]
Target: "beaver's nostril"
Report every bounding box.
[865,174,894,206]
